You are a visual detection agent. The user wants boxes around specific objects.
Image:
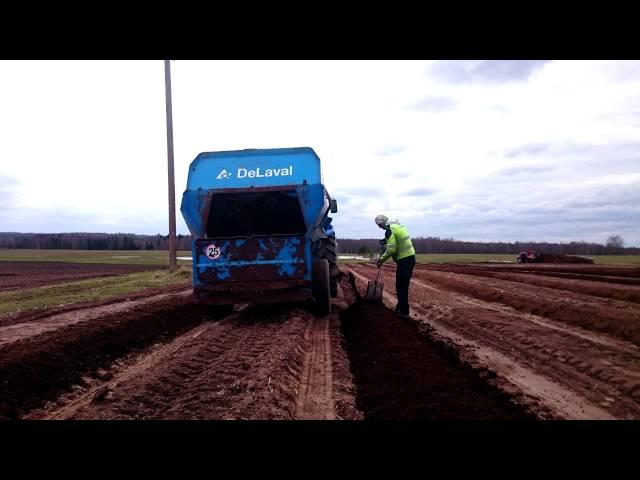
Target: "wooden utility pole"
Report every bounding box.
[164,60,177,270]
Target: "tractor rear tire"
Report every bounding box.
[314,235,339,298]
[312,259,331,315]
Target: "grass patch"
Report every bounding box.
[0,267,191,317]
[0,249,192,265]
[588,255,640,266]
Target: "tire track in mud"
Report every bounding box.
[42,322,215,419]
[348,264,640,419]
[57,306,316,420]
[295,315,336,420]
[21,275,363,421]
[47,306,344,419]
[51,293,360,420]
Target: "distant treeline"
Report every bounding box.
[0,232,192,251]
[0,232,638,255]
[336,237,640,256]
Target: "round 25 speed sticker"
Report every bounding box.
[205,244,221,260]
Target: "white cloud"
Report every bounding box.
[0,60,639,245]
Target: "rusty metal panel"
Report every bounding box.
[195,236,306,285]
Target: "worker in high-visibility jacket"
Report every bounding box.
[375,214,416,318]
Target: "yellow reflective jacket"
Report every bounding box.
[379,222,415,263]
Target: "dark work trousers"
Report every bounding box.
[395,255,416,315]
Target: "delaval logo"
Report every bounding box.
[216,169,232,180]
[216,166,293,180]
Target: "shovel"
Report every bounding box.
[364,264,384,303]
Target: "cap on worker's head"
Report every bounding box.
[375,214,388,227]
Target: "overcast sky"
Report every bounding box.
[1,60,639,245]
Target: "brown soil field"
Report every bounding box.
[2,260,638,420]
[0,261,162,292]
[348,262,640,419]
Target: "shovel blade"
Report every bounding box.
[365,279,384,303]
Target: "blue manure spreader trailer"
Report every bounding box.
[180,147,339,314]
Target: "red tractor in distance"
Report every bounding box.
[516,251,539,263]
